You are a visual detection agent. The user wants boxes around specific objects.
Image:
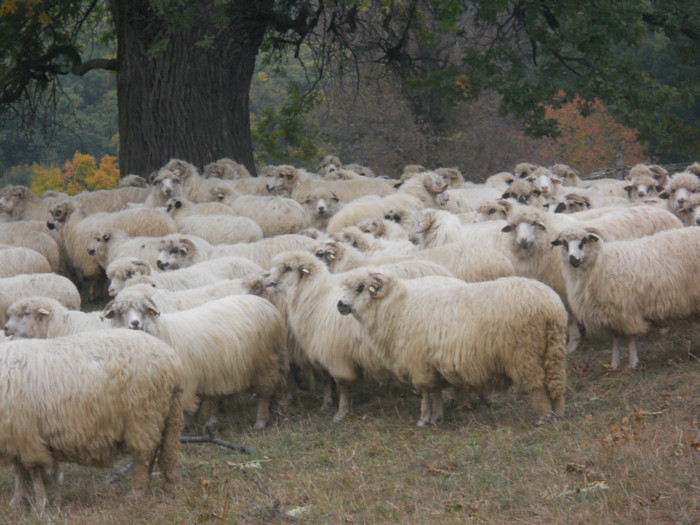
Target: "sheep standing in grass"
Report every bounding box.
[4,296,106,339]
[264,251,392,422]
[0,329,184,513]
[552,226,700,369]
[337,270,568,426]
[101,288,288,429]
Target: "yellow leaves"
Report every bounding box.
[30,152,120,195]
[0,0,40,16]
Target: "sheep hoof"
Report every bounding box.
[417,418,430,428]
[535,413,556,426]
[253,420,268,430]
[332,411,348,423]
[628,361,640,370]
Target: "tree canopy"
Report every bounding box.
[0,0,697,177]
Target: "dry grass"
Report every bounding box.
[1,322,698,524]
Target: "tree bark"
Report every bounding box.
[110,1,271,176]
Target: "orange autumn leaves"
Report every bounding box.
[31,152,120,196]
[541,95,648,176]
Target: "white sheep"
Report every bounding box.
[164,196,263,244]
[551,226,700,369]
[225,194,309,236]
[118,174,149,188]
[144,168,181,207]
[664,171,700,213]
[355,217,408,240]
[0,329,184,512]
[436,185,503,214]
[300,187,344,231]
[0,185,63,221]
[0,229,63,274]
[0,273,81,316]
[106,256,262,296]
[202,158,251,179]
[0,246,52,277]
[675,193,700,227]
[101,288,288,429]
[264,251,393,421]
[484,171,515,193]
[337,269,568,426]
[326,171,447,235]
[155,233,315,270]
[3,296,105,339]
[87,228,169,270]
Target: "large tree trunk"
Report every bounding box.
[111,1,270,177]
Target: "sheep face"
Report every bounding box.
[474,200,511,222]
[107,259,152,296]
[264,252,321,294]
[4,299,56,339]
[338,270,392,317]
[501,179,534,205]
[551,229,603,270]
[157,238,195,270]
[624,175,663,200]
[152,169,181,199]
[667,173,700,211]
[87,230,113,257]
[676,194,700,227]
[312,241,344,271]
[316,155,342,175]
[302,188,342,225]
[0,185,27,214]
[265,165,299,195]
[501,217,547,255]
[553,194,590,214]
[407,211,435,245]
[165,197,187,215]
[434,167,464,188]
[101,293,160,332]
[46,201,74,230]
[164,159,197,181]
[527,168,559,199]
[513,162,539,179]
[356,218,386,238]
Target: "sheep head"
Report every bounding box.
[675,193,700,227]
[165,197,187,215]
[474,200,512,222]
[265,250,323,294]
[356,218,386,238]
[434,167,464,188]
[338,269,394,317]
[0,185,29,214]
[46,200,76,230]
[151,169,181,198]
[313,240,344,270]
[553,193,591,214]
[265,165,299,195]
[164,158,198,181]
[87,229,115,257]
[501,208,549,254]
[157,237,196,270]
[101,289,160,332]
[4,297,60,339]
[551,227,604,270]
[408,210,435,245]
[106,258,153,297]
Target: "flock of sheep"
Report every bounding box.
[0,155,699,513]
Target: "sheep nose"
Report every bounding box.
[108,287,117,297]
[518,238,530,249]
[695,217,700,226]
[164,188,172,196]
[568,255,581,268]
[87,248,95,255]
[157,260,168,270]
[677,197,685,204]
[129,320,140,329]
[3,326,10,337]
[46,221,55,230]
[337,300,352,315]
[317,207,326,215]
[637,191,645,198]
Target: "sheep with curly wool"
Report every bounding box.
[552,226,700,369]
[264,251,393,422]
[4,296,106,339]
[0,329,184,513]
[101,288,288,429]
[337,269,568,426]
[164,197,263,244]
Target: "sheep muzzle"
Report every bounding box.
[337,300,353,316]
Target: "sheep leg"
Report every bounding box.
[254,396,272,429]
[611,337,623,370]
[418,390,432,427]
[10,461,32,509]
[627,337,639,369]
[29,466,48,515]
[532,387,556,426]
[320,374,334,411]
[566,317,581,354]
[130,453,151,495]
[332,380,350,422]
[429,389,444,425]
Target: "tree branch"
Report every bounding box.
[71,58,118,75]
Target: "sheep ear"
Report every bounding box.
[505,178,514,185]
[534,221,547,230]
[146,298,160,317]
[101,301,115,320]
[103,232,111,242]
[368,273,390,299]
[501,192,512,199]
[299,265,310,277]
[624,185,634,195]
[180,238,195,255]
[658,190,669,199]
[501,224,514,233]
[132,260,152,276]
[587,233,600,243]
[37,307,50,316]
[330,192,339,202]
[551,238,564,246]
[175,200,182,209]
[554,202,567,213]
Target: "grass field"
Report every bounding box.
[1,323,698,524]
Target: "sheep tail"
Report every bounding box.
[543,319,567,417]
[157,386,184,485]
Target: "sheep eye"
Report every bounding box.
[314,250,324,258]
[487,208,496,215]
[356,284,364,294]
[283,266,291,273]
[126,271,133,278]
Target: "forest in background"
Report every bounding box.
[0,26,695,192]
